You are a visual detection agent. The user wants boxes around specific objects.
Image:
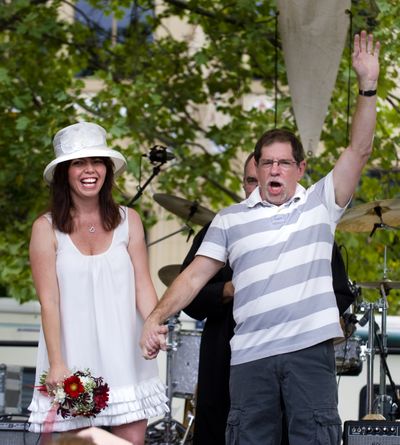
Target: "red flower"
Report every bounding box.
[40,369,109,420]
[63,375,84,399]
[93,383,109,412]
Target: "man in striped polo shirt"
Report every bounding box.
[141,30,380,444]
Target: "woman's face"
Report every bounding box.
[68,157,107,199]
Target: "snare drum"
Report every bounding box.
[334,336,363,376]
[171,329,201,398]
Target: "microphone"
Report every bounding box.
[144,145,175,165]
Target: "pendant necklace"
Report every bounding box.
[88,225,96,233]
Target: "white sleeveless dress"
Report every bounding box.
[28,207,168,432]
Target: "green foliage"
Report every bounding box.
[0,0,399,313]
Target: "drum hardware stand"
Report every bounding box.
[146,314,194,444]
[357,301,376,415]
[180,410,195,445]
[372,320,399,419]
[359,246,399,419]
[147,225,192,247]
[374,246,393,418]
[374,279,390,417]
[148,203,199,247]
[146,202,199,247]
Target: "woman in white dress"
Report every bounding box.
[28,122,168,444]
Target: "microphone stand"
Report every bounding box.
[127,162,163,207]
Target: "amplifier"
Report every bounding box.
[343,420,400,445]
[0,430,42,445]
[0,420,30,431]
[0,417,39,445]
[5,366,36,415]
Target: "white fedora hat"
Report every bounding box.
[44,122,127,183]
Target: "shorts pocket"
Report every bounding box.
[226,409,241,445]
[313,408,342,445]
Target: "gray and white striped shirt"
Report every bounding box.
[197,171,346,366]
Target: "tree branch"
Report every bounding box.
[387,96,400,114]
[163,0,240,25]
[0,0,48,30]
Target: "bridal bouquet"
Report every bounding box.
[39,369,109,419]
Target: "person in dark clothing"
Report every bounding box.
[182,226,234,445]
[182,156,357,445]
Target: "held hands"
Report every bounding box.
[140,317,168,360]
[352,30,380,90]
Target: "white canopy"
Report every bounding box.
[277,0,351,154]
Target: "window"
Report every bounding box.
[74,1,153,76]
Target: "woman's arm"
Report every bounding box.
[126,208,159,320]
[30,216,69,386]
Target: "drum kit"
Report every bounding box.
[336,199,400,419]
[146,194,400,443]
[146,193,209,444]
[145,314,200,445]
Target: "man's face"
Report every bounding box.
[256,142,306,206]
[243,157,258,198]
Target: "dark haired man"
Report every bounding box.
[141,31,380,444]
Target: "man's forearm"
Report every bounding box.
[350,92,377,157]
[147,265,208,325]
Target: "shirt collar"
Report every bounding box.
[245,183,306,209]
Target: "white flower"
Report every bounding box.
[53,387,66,404]
[80,375,95,391]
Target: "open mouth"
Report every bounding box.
[268,181,282,193]
[81,178,97,188]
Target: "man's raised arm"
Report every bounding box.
[334,30,380,207]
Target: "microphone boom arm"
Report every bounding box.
[127,146,175,207]
[127,163,162,207]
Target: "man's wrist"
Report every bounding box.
[358,80,377,90]
[147,310,163,326]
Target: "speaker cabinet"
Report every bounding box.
[0,420,40,445]
[343,420,400,445]
[0,431,42,445]
[5,366,35,415]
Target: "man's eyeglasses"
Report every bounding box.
[259,159,298,170]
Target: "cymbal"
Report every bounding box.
[154,193,215,226]
[337,198,400,232]
[358,280,400,290]
[158,264,181,287]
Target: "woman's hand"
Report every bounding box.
[45,363,71,392]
